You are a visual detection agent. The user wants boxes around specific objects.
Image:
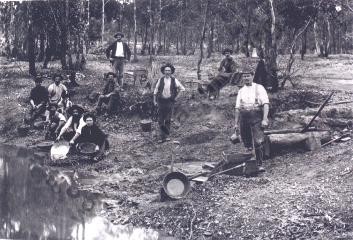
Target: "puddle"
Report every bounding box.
[0,144,174,240]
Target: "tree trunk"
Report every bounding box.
[27,2,36,76]
[132,0,138,62]
[300,28,307,60]
[149,0,154,59]
[207,20,214,58]
[37,32,45,62]
[197,0,210,81]
[101,0,105,46]
[313,21,321,56]
[265,0,278,92]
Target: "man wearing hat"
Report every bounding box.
[57,104,85,141]
[203,48,238,100]
[95,72,121,115]
[25,76,48,125]
[153,63,185,143]
[105,32,131,87]
[48,73,71,111]
[234,70,269,173]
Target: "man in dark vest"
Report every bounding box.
[153,63,185,143]
[105,32,131,87]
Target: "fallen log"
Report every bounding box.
[264,127,328,135]
[268,131,331,151]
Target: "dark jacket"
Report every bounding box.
[79,125,106,147]
[218,57,237,73]
[105,41,131,60]
[30,86,48,105]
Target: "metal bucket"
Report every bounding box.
[140,119,152,132]
[162,171,191,199]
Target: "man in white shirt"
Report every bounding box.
[105,32,131,87]
[153,63,185,143]
[234,71,269,171]
[48,73,70,112]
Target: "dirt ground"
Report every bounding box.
[1,53,353,239]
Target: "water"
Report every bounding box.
[0,144,166,240]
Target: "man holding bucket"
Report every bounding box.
[234,69,269,173]
[153,63,185,143]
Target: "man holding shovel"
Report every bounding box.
[234,70,269,173]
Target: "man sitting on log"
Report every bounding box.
[95,72,121,115]
[198,48,238,100]
[234,70,269,173]
[48,73,71,112]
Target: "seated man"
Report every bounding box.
[25,76,48,125]
[48,73,71,112]
[200,48,237,99]
[45,103,66,140]
[56,105,85,141]
[95,72,121,115]
[70,113,108,162]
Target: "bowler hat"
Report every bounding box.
[160,63,175,74]
[222,48,233,55]
[67,104,84,116]
[114,32,124,38]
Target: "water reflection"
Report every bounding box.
[0,144,160,240]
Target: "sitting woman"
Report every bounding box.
[69,113,108,161]
[56,105,85,141]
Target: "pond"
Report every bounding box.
[0,144,170,240]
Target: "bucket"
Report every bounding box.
[162,171,191,199]
[140,119,152,132]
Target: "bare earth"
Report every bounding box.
[1,54,353,239]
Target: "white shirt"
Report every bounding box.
[115,42,124,57]
[153,77,186,99]
[48,83,68,104]
[235,83,269,110]
[59,116,86,136]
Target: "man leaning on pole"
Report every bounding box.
[233,69,270,173]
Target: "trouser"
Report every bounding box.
[157,98,174,139]
[207,75,230,95]
[112,58,125,86]
[45,122,63,140]
[96,93,120,114]
[25,104,46,124]
[239,109,265,166]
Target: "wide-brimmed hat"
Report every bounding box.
[52,73,63,81]
[34,76,43,83]
[114,32,124,38]
[160,63,175,74]
[222,48,233,55]
[83,112,96,122]
[67,104,84,116]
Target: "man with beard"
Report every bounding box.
[234,71,269,173]
[56,105,85,141]
[69,113,108,162]
[45,103,66,140]
[153,63,185,143]
[25,76,48,125]
[105,32,131,87]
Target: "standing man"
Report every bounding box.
[25,76,48,125]
[234,71,269,172]
[105,32,131,87]
[153,63,185,143]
